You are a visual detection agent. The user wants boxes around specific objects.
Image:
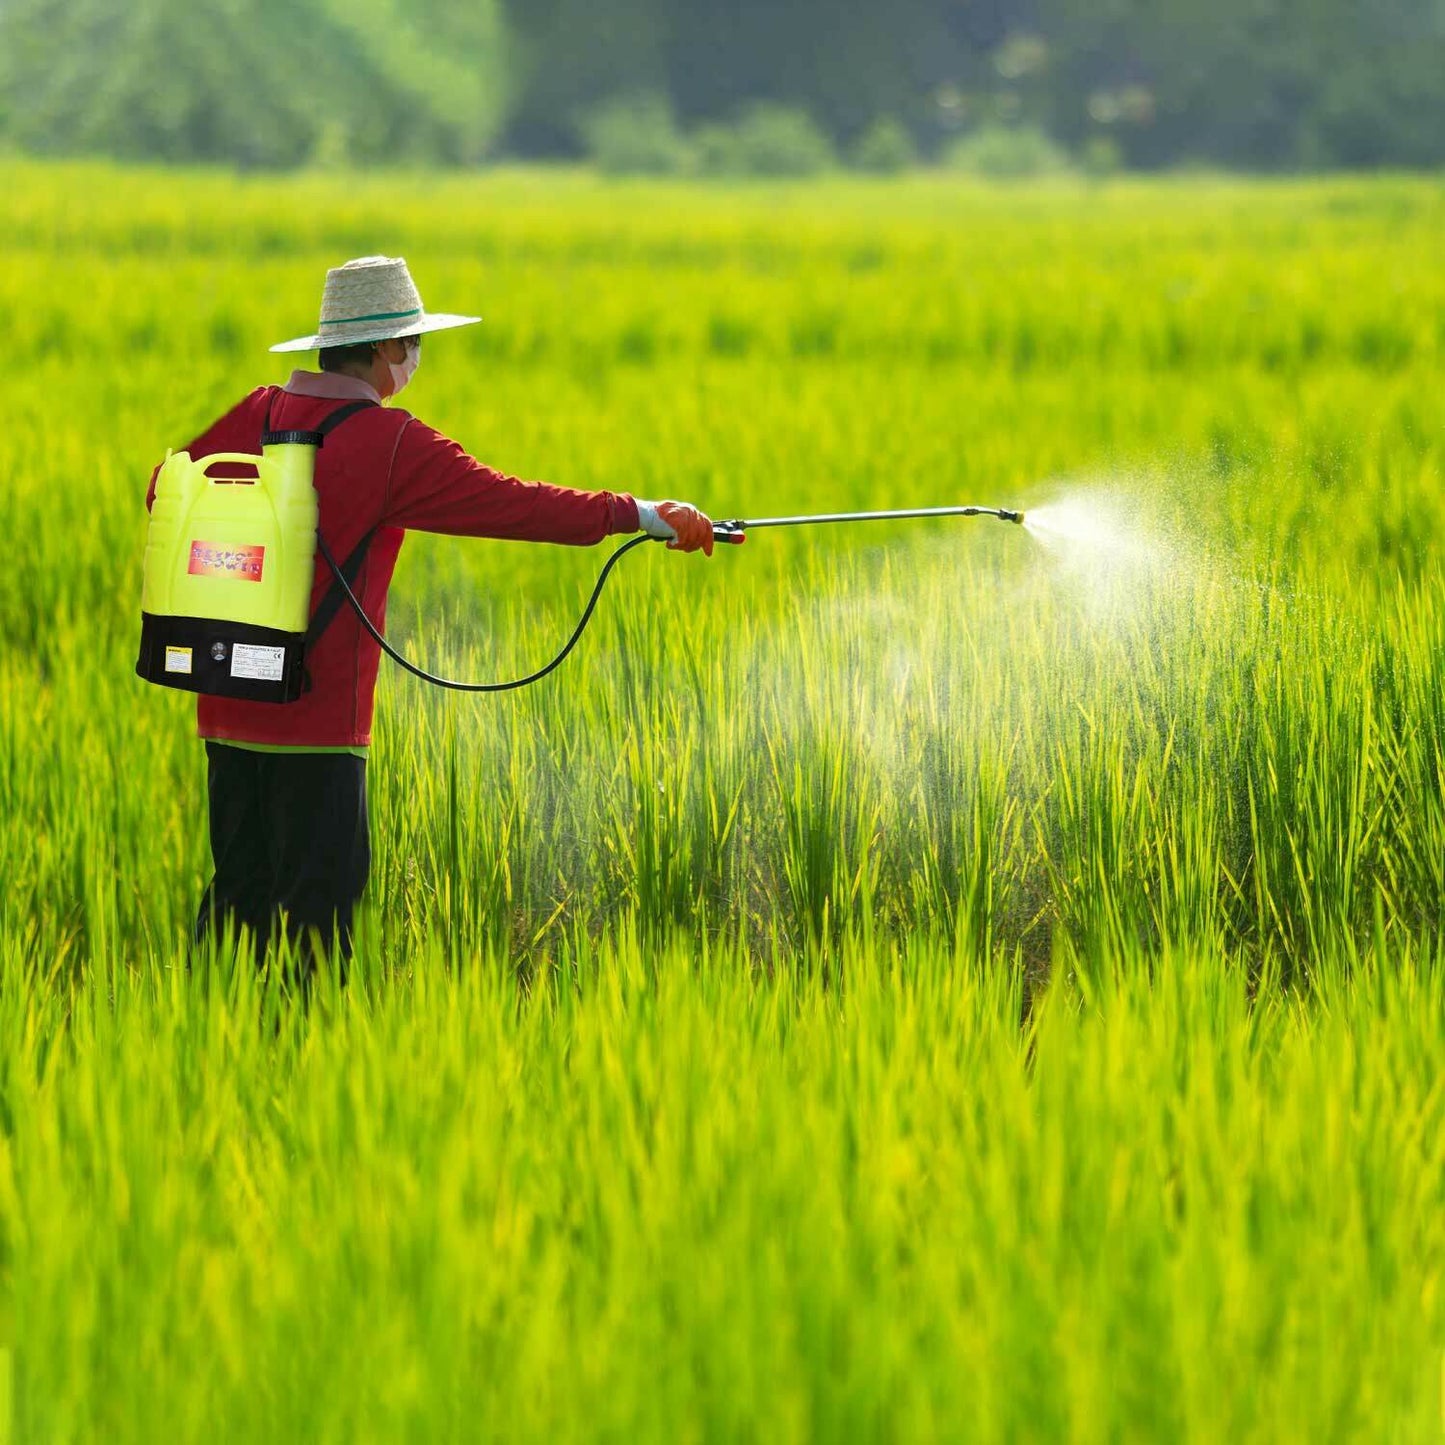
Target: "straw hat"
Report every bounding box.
[270,255,480,353]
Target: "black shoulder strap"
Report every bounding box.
[302,397,383,650]
[315,399,378,437]
[307,527,379,648]
[261,392,379,448]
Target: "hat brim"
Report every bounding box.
[269,312,482,353]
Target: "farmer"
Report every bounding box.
[149,254,715,967]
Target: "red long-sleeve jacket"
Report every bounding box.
[147,372,640,747]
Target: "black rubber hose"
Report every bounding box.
[316,531,656,693]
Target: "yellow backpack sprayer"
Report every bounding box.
[137,398,1024,699]
[136,400,375,702]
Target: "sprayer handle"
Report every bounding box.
[197,453,266,476]
[712,522,747,545]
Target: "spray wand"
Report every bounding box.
[710,505,1024,541]
[320,503,1025,693]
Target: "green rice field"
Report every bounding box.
[2,161,1444,1440]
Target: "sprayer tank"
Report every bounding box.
[136,439,319,701]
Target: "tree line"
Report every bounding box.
[1,0,1441,171]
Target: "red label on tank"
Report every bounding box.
[188,541,265,581]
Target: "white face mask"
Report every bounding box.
[387,338,421,396]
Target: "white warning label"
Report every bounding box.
[230,644,287,683]
[164,646,193,675]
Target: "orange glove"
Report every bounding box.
[636,499,715,556]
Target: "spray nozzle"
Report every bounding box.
[998,509,1025,525]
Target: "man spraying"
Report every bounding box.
[147,254,715,966]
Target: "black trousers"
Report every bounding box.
[196,742,371,965]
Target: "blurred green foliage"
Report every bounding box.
[0,0,510,166]
[1,0,1443,169]
[578,95,837,179]
[850,117,918,176]
[700,103,836,178]
[946,124,1070,179]
[579,93,691,177]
